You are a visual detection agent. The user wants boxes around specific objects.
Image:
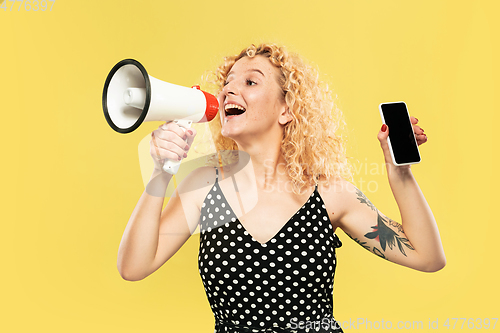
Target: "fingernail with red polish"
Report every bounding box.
[187,130,193,135]
[381,124,387,132]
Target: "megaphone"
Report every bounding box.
[102,59,219,174]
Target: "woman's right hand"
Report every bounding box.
[150,121,197,172]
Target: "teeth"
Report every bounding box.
[224,104,246,111]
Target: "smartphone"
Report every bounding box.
[379,101,421,166]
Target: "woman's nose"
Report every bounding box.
[223,80,238,96]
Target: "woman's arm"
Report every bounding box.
[330,117,445,272]
[116,123,200,281]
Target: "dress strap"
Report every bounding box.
[214,166,246,215]
[332,233,343,248]
[314,175,319,191]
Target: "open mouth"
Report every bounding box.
[224,103,246,118]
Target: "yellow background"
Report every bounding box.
[2,0,499,332]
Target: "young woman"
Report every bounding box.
[117,44,445,333]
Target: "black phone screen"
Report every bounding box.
[380,102,421,165]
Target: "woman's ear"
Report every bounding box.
[278,106,293,125]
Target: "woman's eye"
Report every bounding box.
[246,80,256,86]
[223,81,229,86]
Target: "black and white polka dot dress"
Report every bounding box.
[198,168,343,333]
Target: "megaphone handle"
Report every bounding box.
[162,119,193,175]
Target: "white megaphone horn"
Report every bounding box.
[102,59,219,174]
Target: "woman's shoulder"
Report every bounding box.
[177,165,217,195]
[177,163,246,209]
[316,175,359,225]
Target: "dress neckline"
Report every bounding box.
[213,174,319,246]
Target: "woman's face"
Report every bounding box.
[218,55,291,142]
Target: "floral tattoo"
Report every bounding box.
[351,188,415,258]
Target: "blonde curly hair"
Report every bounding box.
[208,43,352,194]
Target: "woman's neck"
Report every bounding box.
[229,142,290,193]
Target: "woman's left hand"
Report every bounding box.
[377,116,428,173]
[410,116,428,146]
[378,116,427,147]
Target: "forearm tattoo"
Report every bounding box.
[355,189,376,211]
[346,232,387,260]
[353,188,415,258]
